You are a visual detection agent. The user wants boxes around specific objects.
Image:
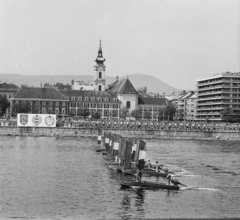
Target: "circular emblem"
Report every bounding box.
[45,116,55,126]
[32,115,42,126]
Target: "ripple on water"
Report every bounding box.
[0,137,240,219]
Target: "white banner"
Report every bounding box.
[17,114,56,127]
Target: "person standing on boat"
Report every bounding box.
[155,161,160,172]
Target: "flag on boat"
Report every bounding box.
[138,139,147,170]
[124,140,132,169]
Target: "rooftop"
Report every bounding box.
[11,87,69,101]
[108,78,138,95]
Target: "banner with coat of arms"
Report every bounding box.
[17,114,56,127]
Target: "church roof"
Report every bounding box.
[108,78,138,95]
[11,87,69,101]
[138,97,170,106]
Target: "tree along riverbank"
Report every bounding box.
[0,126,239,141]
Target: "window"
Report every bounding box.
[29,101,33,105]
[104,110,109,116]
[84,103,89,108]
[98,97,102,101]
[113,104,118,109]
[78,97,82,101]
[71,103,76,107]
[35,101,39,105]
[42,102,46,105]
[48,107,53,113]
[97,109,102,115]
[71,97,75,101]
[71,109,76,115]
[85,97,89,101]
[104,104,109,108]
[49,102,53,106]
[62,102,66,106]
[126,101,131,109]
[78,103,83,108]
[91,97,95,101]
[104,98,108,101]
[99,85,102,91]
[91,103,96,108]
[56,102,59,106]
[55,108,59,114]
[42,108,46,113]
[99,72,102,78]
[62,108,66,115]
[97,104,102,108]
[113,98,118,101]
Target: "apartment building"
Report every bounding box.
[196,72,240,121]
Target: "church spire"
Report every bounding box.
[95,40,105,64]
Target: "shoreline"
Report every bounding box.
[0,126,239,141]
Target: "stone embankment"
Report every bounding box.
[0,126,240,141]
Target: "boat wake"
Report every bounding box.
[173,174,199,177]
[180,186,221,191]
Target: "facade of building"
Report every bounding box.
[60,90,120,119]
[107,77,139,112]
[10,87,69,116]
[186,92,197,121]
[0,82,19,117]
[175,91,196,121]
[138,97,171,121]
[196,72,240,121]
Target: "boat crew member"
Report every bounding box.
[166,173,179,186]
[155,161,160,172]
[145,159,152,170]
[135,169,142,182]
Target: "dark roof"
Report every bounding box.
[59,90,121,103]
[44,83,72,91]
[108,78,138,94]
[0,83,18,90]
[11,87,69,101]
[138,97,170,106]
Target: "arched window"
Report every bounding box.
[99,72,102,78]
[99,85,102,91]
[126,101,131,109]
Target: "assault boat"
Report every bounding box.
[121,181,179,190]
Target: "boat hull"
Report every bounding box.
[121,181,179,190]
[122,169,168,178]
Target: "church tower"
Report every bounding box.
[94,40,106,91]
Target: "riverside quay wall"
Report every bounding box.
[0,126,240,141]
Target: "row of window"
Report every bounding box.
[71,96,118,102]
[41,107,66,115]
[70,103,119,108]
[15,101,66,106]
[138,106,166,111]
[70,109,118,117]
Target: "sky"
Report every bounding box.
[0,0,239,90]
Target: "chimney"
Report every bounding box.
[116,76,119,82]
[71,79,74,85]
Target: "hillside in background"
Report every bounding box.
[0,73,182,95]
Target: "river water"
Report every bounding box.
[0,136,239,219]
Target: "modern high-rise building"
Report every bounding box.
[196,72,240,121]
